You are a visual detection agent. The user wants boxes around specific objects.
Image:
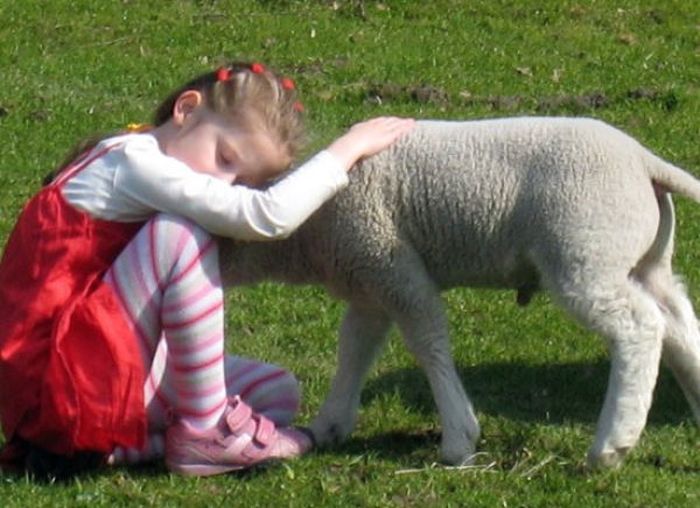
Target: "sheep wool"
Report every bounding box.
[219,117,700,468]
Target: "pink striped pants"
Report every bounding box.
[103,214,301,464]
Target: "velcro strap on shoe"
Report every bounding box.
[253,416,276,447]
[225,398,254,433]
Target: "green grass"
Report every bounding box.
[1,0,699,506]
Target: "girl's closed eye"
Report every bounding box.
[218,147,238,168]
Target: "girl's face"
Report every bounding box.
[164,92,292,187]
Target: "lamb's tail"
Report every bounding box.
[633,151,695,272]
[637,190,675,271]
[645,152,700,203]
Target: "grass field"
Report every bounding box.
[1,1,699,506]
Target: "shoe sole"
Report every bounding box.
[166,460,247,477]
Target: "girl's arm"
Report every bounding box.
[115,117,414,240]
[116,143,347,240]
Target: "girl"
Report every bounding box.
[0,61,414,477]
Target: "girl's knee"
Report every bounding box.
[222,356,302,424]
[147,214,219,268]
[277,370,302,402]
[261,370,302,426]
[150,213,212,243]
[247,367,302,424]
[250,368,301,404]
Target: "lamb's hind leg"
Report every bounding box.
[646,271,700,423]
[310,304,392,446]
[546,274,665,468]
[634,192,700,425]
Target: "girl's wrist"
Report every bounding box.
[326,138,362,173]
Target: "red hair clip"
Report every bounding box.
[280,77,295,90]
[250,62,265,74]
[216,67,232,81]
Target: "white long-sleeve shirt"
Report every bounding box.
[61,132,348,240]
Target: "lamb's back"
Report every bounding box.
[222,117,655,297]
[313,117,637,291]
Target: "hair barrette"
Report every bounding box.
[280,77,295,90]
[250,62,265,74]
[216,67,232,81]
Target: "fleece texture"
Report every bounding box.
[219,117,700,468]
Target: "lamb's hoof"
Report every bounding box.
[309,422,349,446]
[440,445,477,466]
[586,446,630,470]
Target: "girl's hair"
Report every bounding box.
[154,61,304,154]
[45,61,303,185]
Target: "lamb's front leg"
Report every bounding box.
[310,304,392,445]
[394,296,481,465]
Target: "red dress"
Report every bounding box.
[0,145,147,461]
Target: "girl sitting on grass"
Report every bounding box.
[0,61,414,477]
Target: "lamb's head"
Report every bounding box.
[216,130,421,291]
[217,208,334,289]
[218,239,275,287]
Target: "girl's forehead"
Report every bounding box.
[228,126,292,171]
[204,108,291,169]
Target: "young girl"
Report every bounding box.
[0,61,414,477]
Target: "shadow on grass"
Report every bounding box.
[361,359,693,427]
[313,360,696,465]
[4,361,692,482]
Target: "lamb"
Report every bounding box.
[218,116,700,468]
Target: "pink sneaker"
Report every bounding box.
[165,396,313,476]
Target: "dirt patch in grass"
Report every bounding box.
[365,83,680,113]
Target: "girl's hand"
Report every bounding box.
[326,116,415,172]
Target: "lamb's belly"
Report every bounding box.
[424,251,536,291]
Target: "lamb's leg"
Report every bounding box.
[381,273,479,465]
[547,276,665,468]
[353,245,479,464]
[310,304,392,445]
[647,273,700,423]
[393,295,480,465]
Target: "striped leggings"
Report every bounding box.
[103,214,300,464]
